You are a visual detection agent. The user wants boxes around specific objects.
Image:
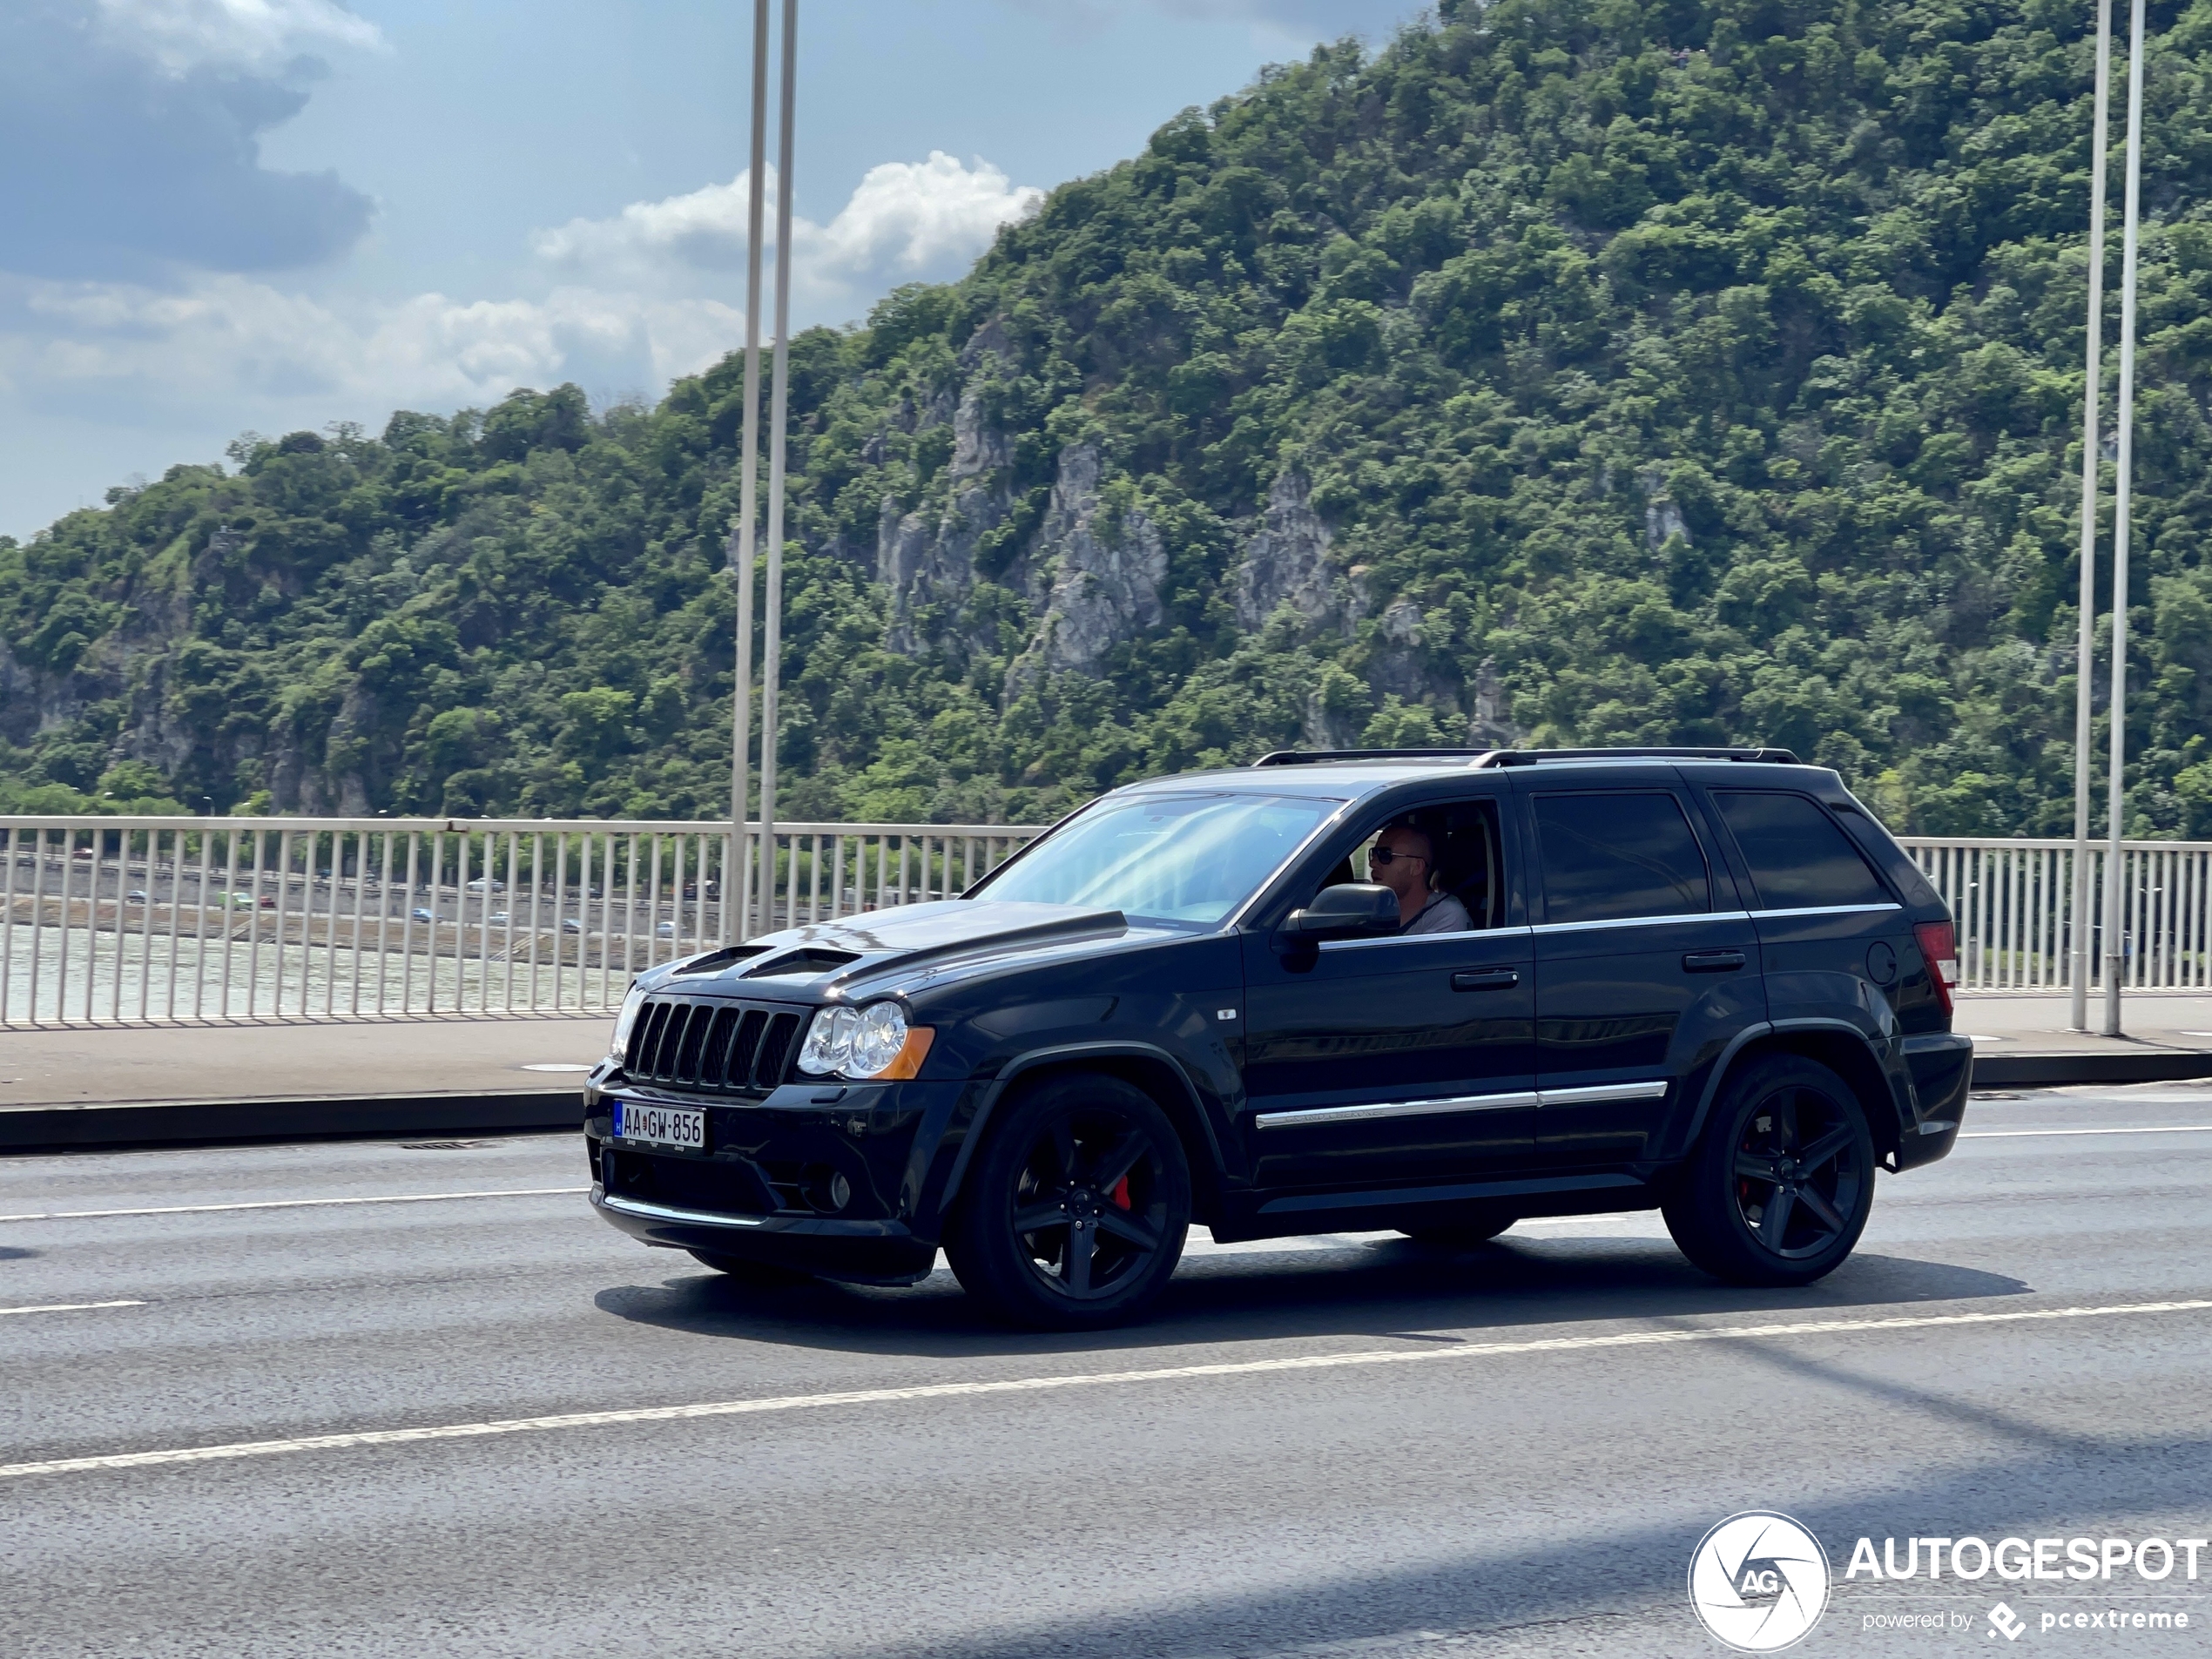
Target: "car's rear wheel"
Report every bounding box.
[1662,1054,1875,1286]
[945,1074,1190,1330]
[1399,1211,1514,1247]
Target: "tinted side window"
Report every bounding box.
[1714,792,1891,909]
[1534,792,1710,924]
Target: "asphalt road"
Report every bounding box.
[4,1088,2210,1657]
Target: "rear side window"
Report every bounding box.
[1714,792,1891,909]
[1534,792,1710,924]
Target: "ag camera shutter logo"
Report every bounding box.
[1689,1512,1831,1651]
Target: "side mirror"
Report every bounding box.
[1279,882,1398,941]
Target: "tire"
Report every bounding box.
[1399,1211,1514,1247]
[944,1074,1191,1330]
[687,1249,811,1287]
[1662,1054,1877,1287]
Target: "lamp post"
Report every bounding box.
[2103,0,2148,1037]
[727,0,770,943]
[757,0,796,938]
[2070,0,2113,1033]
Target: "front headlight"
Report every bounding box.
[797,1001,934,1080]
[798,1005,860,1075]
[846,1001,909,1077]
[610,981,647,1061]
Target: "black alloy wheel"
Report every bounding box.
[946,1074,1190,1330]
[1662,1054,1875,1287]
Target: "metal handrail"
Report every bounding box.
[0,815,1046,1028]
[9,815,2209,1025]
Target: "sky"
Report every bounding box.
[0,0,1426,540]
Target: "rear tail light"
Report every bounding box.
[1914,921,1959,1015]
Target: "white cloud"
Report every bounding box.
[4,273,739,417]
[532,152,1043,306]
[89,0,383,74]
[0,148,1035,489]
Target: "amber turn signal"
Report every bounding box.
[871,1026,934,1081]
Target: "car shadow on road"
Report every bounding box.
[590,1230,2029,1361]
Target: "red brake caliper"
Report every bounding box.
[1111,1176,1131,1209]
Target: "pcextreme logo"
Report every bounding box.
[1689,1512,1832,1652]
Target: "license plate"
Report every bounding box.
[611,1100,705,1151]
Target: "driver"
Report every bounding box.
[1369,820,1472,935]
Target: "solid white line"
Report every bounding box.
[4,1298,2208,1482]
[0,1187,589,1224]
[0,1299,145,1317]
[1960,1126,2212,1139]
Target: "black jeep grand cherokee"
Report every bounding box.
[586,747,1970,1329]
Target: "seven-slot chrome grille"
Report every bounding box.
[623,996,807,1096]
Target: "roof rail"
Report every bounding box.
[1251,745,1804,769]
[1251,748,1501,767]
[1476,746,1805,767]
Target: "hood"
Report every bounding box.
[642,900,1132,997]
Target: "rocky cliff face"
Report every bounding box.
[869,322,1407,711]
[1232,470,1339,631]
[1003,443,1166,693]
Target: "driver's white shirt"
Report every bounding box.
[1402,891,1473,935]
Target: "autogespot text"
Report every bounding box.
[1846,1535,2208,1582]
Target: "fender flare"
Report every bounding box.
[1680,1018,1907,1152]
[935,1041,1225,1215]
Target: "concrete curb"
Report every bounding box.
[6,1051,2209,1153]
[1973,1052,2212,1088]
[0,1089,583,1152]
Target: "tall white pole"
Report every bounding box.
[2103,0,2147,1037]
[2071,0,2114,1032]
[757,0,796,935]
[728,0,769,943]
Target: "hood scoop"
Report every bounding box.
[741,947,863,979]
[671,945,769,975]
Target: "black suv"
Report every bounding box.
[585,748,1970,1328]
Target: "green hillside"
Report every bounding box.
[9,0,2212,835]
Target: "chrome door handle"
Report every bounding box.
[1683,949,1747,972]
[1452,968,1521,992]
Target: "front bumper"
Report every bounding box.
[1896,1031,1973,1170]
[591,1185,938,1284]
[583,1075,961,1284]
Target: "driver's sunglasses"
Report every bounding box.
[1367,846,1426,867]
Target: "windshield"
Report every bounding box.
[975,792,1340,926]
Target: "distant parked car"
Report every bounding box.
[657,921,675,938]
[125,889,148,902]
[563,918,583,934]
[489,912,510,926]
[412,907,436,923]
[259,894,276,909]
[466,878,506,893]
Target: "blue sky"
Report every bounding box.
[0,0,1423,539]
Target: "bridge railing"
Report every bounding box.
[1898,837,2212,995]
[0,816,1044,1028]
[5,816,2201,1028]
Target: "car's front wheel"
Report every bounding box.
[1662,1054,1876,1286]
[945,1074,1190,1330]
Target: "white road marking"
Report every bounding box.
[0,1299,145,1317]
[5,1298,2208,1482]
[0,1188,588,1224]
[1961,1125,2212,1139]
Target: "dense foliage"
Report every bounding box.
[9,0,2212,833]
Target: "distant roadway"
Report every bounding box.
[4,1089,2210,1656]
